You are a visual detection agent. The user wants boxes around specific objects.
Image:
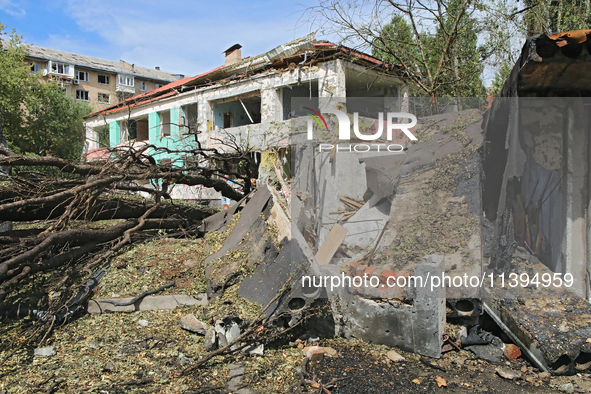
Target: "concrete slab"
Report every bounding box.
[87,294,207,314]
[330,255,446,358]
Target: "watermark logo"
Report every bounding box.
[306,108,418,142]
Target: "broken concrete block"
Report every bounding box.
[331,255,446,358]
[87,294,207,313]
[215,320,228,348]
[205,328,217,352]
[242,344,264,356]
[504,344,522,361]
[303,346,325,362]
[178,353,193,365]
[495,367,520,380]
[386,350,405,362]
[179,314,208,335]
[227,322,241,348]
[226,363,246,392]
[34,346,56,357]
[559,383,574,393]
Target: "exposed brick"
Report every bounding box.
[504,344,521,360]
[303,346,325,362]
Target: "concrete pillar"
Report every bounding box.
[318,59,346,111]
[170,106,180,139]
[261,88,279,123]
[564,106,587,298]
[401,85,410,113]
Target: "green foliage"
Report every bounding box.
[491,62,513,96]
[0,24,91,160]
[0,25,32,138]
[524,0,591,35]
[95,124,111,148]
[372,1,485,100]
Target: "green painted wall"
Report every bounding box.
[171,106,180,139]
[109,121,120,146]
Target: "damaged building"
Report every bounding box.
[481,29,591,375]
[83,33,409,200]
[83,28,591,378]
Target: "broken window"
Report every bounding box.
[160,111,171,137]
[282,81,319,120]
[97,93,110,104]
[156,84,164,89]
[30,63,39,74]
[76,90,89,101]
[140,81,147,91]
[50,61,70,75]
[98,74,110,85]
[213,93,261,130]
[119,119,137,142]
[118,74,134,87]
[76,71,89,82]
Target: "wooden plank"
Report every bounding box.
[273,162,289,194]
[340,196,363,209]
[315,224,348,265]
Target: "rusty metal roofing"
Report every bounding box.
[547,29,591,47]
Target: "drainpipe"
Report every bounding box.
[297,51,310,85]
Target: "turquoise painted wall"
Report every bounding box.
[170,106,180,139]
[109,121,120,146]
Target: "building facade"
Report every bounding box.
[25,45,183,111]
[83,34,409,198]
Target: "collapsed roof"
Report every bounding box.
[85,33,404,119]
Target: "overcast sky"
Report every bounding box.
[0,0,317,77]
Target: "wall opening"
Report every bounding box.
[214,93,261,129]
[182,103,198,133]
[282,81,319,120]
[346,69,400,117]
[160,110,171,137]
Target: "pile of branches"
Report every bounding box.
[0,140,255,329]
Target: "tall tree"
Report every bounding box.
[304,0,486,100]
[0,25,91,161]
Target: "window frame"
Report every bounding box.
[98,74,110,85]
[97,92,110,104]
[140,81,147,91]
[76,71,89,82]
[50,61,70,75]
[76,90,89,102]
[118,74,135,87]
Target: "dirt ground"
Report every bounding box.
[1,319,590,393]
[1,210,590,393]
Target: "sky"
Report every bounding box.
[0,0,318,77]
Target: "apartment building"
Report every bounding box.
[25,45,183,111]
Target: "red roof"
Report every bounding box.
[86,40,395,119]
[85,147,110,162]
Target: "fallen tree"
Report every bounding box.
[0,139,256,339]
